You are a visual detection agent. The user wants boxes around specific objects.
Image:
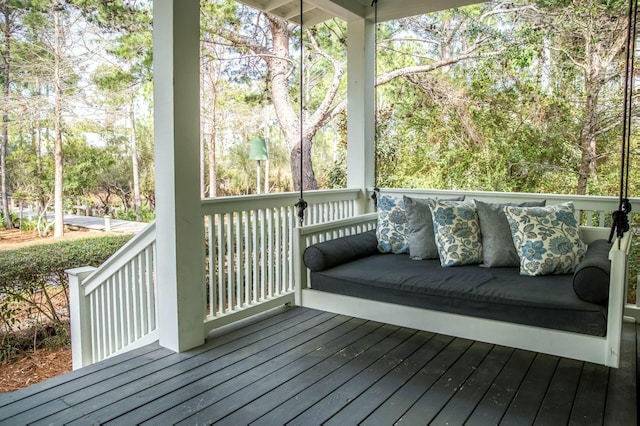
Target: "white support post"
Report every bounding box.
[67,266,97,370]
[153,0,205,352]
[347,15,376,214]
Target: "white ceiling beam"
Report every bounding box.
[263,0,294,13]
[236,0,486,25]
[369,0,484,22]
[306,0,365,21]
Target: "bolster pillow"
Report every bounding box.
[573,239,612,305]
[303,229,378,272]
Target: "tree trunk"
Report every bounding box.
[53,5,64,237]
[266,18,319,191]
[576,81,600,195]
[199,67,206,198]
[130,95,142,221]
[290,135,318,191]
[1,6,13,229]
[208,113,217,197]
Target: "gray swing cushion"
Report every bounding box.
[573,239,612,305]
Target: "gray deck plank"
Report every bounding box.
[568,362,609,425]
[604,322,637,425]
[0,342,160,407]
[102,315,365,424]
[0,307,635,425]
[0,305,312,422]
[534,358,583,424]
[252,329,432,425]
[289,333,453,426]
[500,353,559,424]
[395,341,493,425]
[193,324,404,425]
[357,337,474,426]
[430,345,513,425]
[0,345,175,424]
[465,349,536,425]
[23,308,330,425]
[141,318,388,425]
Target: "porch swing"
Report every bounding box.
[293,0,636,368]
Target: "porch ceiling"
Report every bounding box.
[235,0,483,26]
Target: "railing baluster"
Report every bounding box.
[259,208,266,301]
[110,277,119,352]
[147,244,157,330]
[90,294,97,364]
[209,217,215,317]
[244,211,251,307]
[226,212,234,312]
[236,212,243,309]
[252,210,259,305]
[99,286,106,362]
[217,213,225,315]
[267,207,274,298]
[137,253,148,337]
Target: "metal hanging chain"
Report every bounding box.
[295,0,308,225]
[610,0,637,244]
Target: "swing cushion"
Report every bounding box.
[504,202,587,276]
[306,248,607,337]
[573,239,612,305]
[475,199,546,268]
[403,195,465,260]
[304,230,378,272]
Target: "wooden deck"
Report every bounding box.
[0,306,636,425]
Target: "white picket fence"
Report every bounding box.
[67,188,640,369]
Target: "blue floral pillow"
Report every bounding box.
[504,202,587,276]
[376,195,409,253]
[427,200,483,266]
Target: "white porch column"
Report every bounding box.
[153,0,205,352]
[347,16,376,214]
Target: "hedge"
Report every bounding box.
[0,234,133,330]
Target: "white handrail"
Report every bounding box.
[67,188,640,368]
[67,222,158,369]
[68,190,364,368]
[201,189,363,333]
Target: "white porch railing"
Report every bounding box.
[200,188,362,333]
[68,188,640,369]
[67,222,158,370]
[68,189,363,368]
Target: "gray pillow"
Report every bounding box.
[475,199,546,267]
[403,195,464,260]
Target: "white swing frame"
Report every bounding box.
[293,190,633,368]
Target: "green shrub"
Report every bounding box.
[114,206,155,223]
[0,234,132,347]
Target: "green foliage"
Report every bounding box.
[0,234,131,360]
[114,206,155,222]
[0,235,131,324]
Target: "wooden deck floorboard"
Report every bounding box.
[0,306,636,425]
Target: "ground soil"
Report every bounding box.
[0,228,116,393]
